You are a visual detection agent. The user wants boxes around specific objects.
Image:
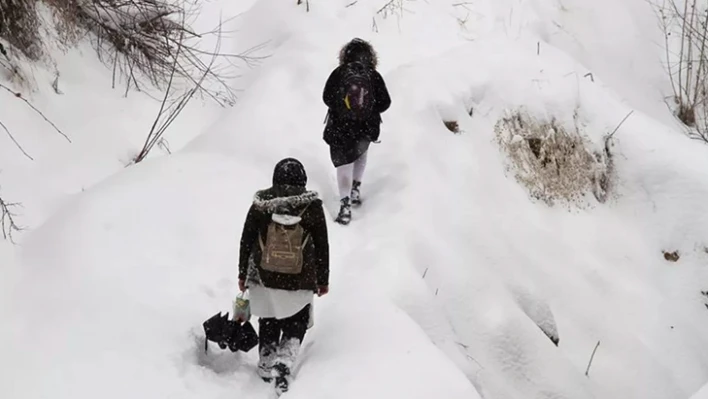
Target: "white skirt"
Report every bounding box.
[249,285,314,321]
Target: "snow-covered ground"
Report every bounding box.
[3,0,708,398]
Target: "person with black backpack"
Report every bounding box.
[237,158,330,395]
[322,38,391,225]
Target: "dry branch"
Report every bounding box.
[132,16,225,164]
[0,83,71,143]
[0,193,23,243]
[0,119,33,160]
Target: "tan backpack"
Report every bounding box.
[258,207,310,275]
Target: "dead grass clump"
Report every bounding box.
[495,111,612,207]
[444,120,460,134]
[663,250,680,262]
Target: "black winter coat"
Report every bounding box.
[322,64,391,148]
[238,186,330,292]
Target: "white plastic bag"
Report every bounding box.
[233,291,251,322]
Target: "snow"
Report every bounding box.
[4,0,708,398]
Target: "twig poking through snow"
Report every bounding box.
[584,72,594,82]
[455,341,485,369]
[585,340,600,377]
[0,83,71,143]
[157,138,171,154]
[422,267,428,279]
[606,110,635,141]
[377,0,396,14]
[297,0,310,12]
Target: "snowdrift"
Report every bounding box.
[0,151,479,399]
[4,0,708,398]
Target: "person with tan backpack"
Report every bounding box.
[237,158,330,396]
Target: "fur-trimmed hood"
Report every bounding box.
[339,38,378,68]
[253,187,320,215]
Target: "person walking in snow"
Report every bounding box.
[238,158,330,395]
[322,37,391,225]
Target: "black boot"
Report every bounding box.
[335,197,352,225]
[257,346,275,383]
[273,363,291,396]
[351,180,362,207]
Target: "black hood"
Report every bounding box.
[339,38,378,68]
[272,158,307,187]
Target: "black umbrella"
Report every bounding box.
[202,312,258,353]
[237,320,258,352]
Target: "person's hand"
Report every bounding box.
[238,279,247,292]
[317,285,329,297]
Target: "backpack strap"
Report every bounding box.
[297,203,312,217]
[297,203,312,247]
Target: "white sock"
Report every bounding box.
[336,163,354,200]
[352,151,368,183]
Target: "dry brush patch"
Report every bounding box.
[495,110,613,208]
[0,0,43,61]
[48,0,246,104]
[1,0,268,163]
[655,0,708,141]
[1,0,265,102]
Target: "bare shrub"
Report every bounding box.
[2,0,267,102]
[131,15,229,164]
[494,110,612,207]
[0,0,43,60]
[656,0,708,140]
[46,0,242,104]
[372,0,413,32]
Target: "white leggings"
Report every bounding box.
[336,151,368,200]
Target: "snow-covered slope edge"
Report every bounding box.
[0,0,257,232]
[381,36,708,399]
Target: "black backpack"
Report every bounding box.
[338,61,375,120]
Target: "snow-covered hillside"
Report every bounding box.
[3,0,708,398]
